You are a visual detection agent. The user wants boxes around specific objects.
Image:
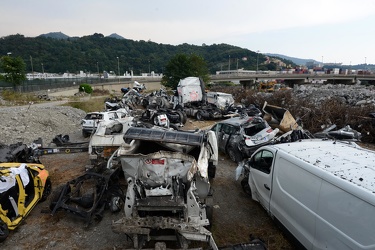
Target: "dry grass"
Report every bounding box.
[63,96,108,113]
[0,89,42,105]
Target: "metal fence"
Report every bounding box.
[0,77,114,93]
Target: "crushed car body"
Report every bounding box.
[211,114,279,163]
[0,162,51,242]
[108,127,219,249]
[49,167,122,226]
[81,108,129,138]
[88,116,136,166]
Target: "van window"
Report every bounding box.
[251,150,273,174]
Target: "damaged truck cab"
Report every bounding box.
[108,127,218,249]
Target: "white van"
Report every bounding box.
[236,139,375,249]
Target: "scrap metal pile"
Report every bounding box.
[1,77,371,249]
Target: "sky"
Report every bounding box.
[1,0,375,65]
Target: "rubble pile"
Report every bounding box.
[0,105,86,146]
[293,84,375,106]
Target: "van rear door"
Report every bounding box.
[249,149,275,212]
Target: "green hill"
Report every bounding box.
[0,33,295,75]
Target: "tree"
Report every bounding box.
[0,55,27,88]
[161,53,210,89]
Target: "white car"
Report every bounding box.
[81,109,128,138]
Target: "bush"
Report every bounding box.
[78,84,93,94]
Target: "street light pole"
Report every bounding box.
[256,50,260,73]
[41,63,44,77]
[117,57,120,83]
[148,60,150,75]
[30,56,34,79]
[228,55,231,71]
[97,61,100,79]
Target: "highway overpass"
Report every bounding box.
[210,72,375,87]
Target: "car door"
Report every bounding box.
[249,149,274,212]
[212,123,235,152]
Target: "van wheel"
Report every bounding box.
[40,178,52,202]
[241,178,251,196]
[227,147,243,163]
[0,220,9,243]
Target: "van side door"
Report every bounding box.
[249,149,275,212]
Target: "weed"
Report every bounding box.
[0,90,41,105]
[63,97,107,113]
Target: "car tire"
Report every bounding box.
[152,115,159,125]
[205,205,213,230]
[208,163,216,179]
[82,130,90,138]
[177,111,187,124]
[40,177,52,202]
[227,147,243,163]
[196,111,203,121]
[0,220,9,243]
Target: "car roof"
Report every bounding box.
[217,116,254,126]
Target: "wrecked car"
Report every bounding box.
[0,141,41,164]
[88,113,183,167]
[211,115,279,163]
[314,124,362,141]
[88,115,136,166]
[140,107,187,127]
[49,167,122,226]
[0,162,51,242]
[108,127,219,249]
[81,108,129,138]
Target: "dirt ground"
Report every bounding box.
[0,116,296,250]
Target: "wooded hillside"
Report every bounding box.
[0,33,295,74]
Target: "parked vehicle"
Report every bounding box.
[236,139,375,250]
[81,109,129,138]
[211,115,279,163]
[108,127,218,249]
[0,163,51,242]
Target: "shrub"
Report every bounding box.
[78,84,93,94]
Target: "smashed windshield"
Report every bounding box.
[242,118,267,136]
